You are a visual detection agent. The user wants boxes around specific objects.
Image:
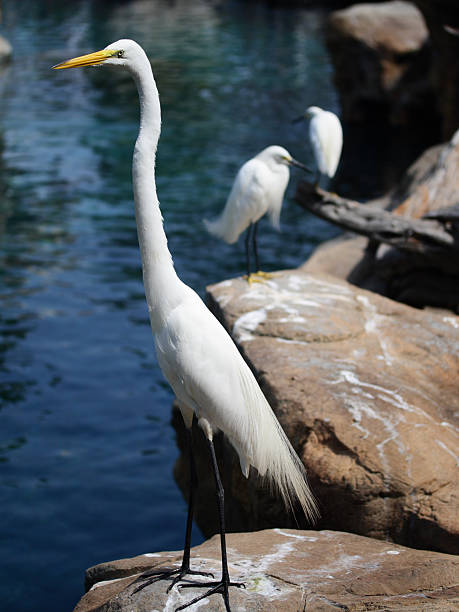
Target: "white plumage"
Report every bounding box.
[205,146,309,278]
[54,39,317,611]
[304,106,343,179]
[154,287,314,510]
[204,146,291,244]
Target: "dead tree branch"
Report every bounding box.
[295,181,458,258]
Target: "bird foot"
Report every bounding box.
[176,577,245,611]
[131,565,214,594]
[244,272,272,285]
[254,270,274,279]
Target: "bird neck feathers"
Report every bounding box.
[130,50,182,331]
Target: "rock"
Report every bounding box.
[389,128,459,217]
[414,0,459,139]
[171,270,459,555]
[302,233,459,311]
[299,131,459,309]
[73,528,459,611]
[0,35,12,66]
[326,1,434,126]
[301,233,374,285]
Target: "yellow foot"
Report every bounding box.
[243,273,265,286]
[253,270,274,279]
[243,271,275,285]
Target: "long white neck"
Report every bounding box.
[128,51,184,332]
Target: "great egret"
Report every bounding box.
[294,106,342,185]
[53,40,317,612]
[204,146,310,282]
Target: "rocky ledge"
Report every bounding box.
[170,270,459,555]
[74,528,458,611]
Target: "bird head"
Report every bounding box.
[304,106,322,119]
[52,39,146,72]
[260,146,311,173]
[292,105,322,124]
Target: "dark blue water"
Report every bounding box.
[0,2,425,611]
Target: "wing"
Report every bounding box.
[310,113,343,177]
[322,112,342,177]
[154,287,318,520]
[204,158,270,244]
[154,289,254,440]
[309,116,328,175]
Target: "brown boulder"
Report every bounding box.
[171,270,459,554]
[414,0,459,139]
[326,1,433,125]
[73,528,459,611]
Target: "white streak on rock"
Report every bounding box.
[215,293,233,308]
[274,528,315,540]
[218,280,233,288]
[356,295,394,366]
[287,274,309,290]
[233,309,266,342]
[435,439,459,466]
[304,553,366,582]
[295,298,321,307]
[230,541,296,575]
[89,576,130,590]
[279,316,306,323]
[329,370,411,478]
[164,585,211,611]
[337,370,436,425]
[440,421,459,433]
[276,337,309,346]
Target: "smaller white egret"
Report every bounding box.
[204,146,310,282]
[293,106,342,186]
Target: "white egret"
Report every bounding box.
[204,146,310,282]
[53,40,317,612]
[294,106,342,185]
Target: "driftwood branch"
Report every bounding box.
[295,181,458,258]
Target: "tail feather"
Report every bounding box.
[203,211,243,245]
[258,406,318,522]
[230,365,319,523]
[204,215,231,244]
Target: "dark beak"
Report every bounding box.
[292,115,305,124]
[288,157,312,173]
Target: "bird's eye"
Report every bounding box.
[117,50,124,58]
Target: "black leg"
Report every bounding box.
[252,221,260,273]
[314,169,321,189]
[132,424,213,594]
[176,438,245,611]
[245,223,253,278]
[177,427,197,575]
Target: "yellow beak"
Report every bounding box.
[52,49,119,70]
